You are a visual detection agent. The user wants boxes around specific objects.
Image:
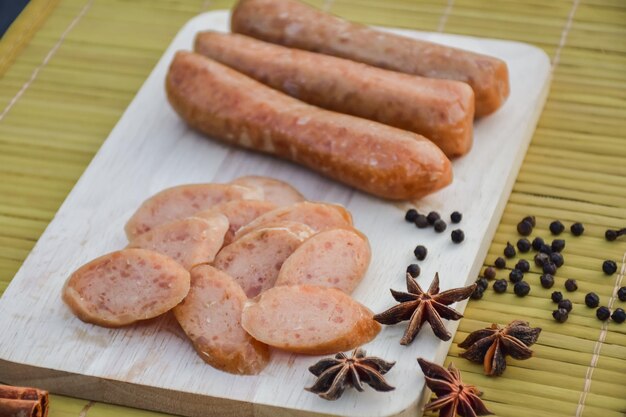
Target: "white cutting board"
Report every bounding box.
[0,10,550,417]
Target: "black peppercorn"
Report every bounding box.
[612,308,626,323]
[550,252,564,268]
[484,267,496,280]
[602,260,617,275]
[414,245,427,261]
[540,274,555,289]
[515,259,530,273]
[415,215,429,228]
[476,277,489,290]
[570,222,584,236]
[551,291,563,303]
[451,229,464,243]
[471,286,484,300]
[522,215,537,227]
[509,269,524,283]
[514,281,530,297]
[558,299,573,312]
[596,306,611,321]
[406,264,421,278]
[618,286,626,302]
[405,209,418,222]
[605,228,626,241]
[539,244,553,255]
[504,242,516,258]
[532,237,545,251]
[551,239,566,253]
[550,220,565,235]
[564,279,578,292]
[543,262,557,275]
[584,292,600,308]
[552,308,569,323]
[534,252,550,267]
[494,257,506,269]
[517,220,533,236]
[493,279,508,293]
[427,211,440,225]
[516,238,531,253]
[434,219,447,233]
[450,211,462,223]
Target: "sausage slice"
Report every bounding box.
[62,249,190,327]
[173,265,270,375]
[241,285,381,354]
[231,176,305,207]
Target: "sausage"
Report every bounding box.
[124,183,262,239]
[166,52,452,200]
[62,249,190,327]
[127,215,228,270]
[195,199,277,245]
[276,227,370,293]
[233,201,351,241]
[231,0,509,117]
[173,265,270,375]
[241,285,381,355]
[213,221,314,297]
[195,31,474,158]
[231,175,305,207]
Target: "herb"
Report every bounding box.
[531,237,544,251]
[552,308,569,323]
[618,286,626,302]
[570,222,584,236]
[427,211,441,225]
[517,220,533,236]
[414,245,427,261]
[418,358,492,417]
[484,267,496,280]
[612,308,625,323]
[305,348,395,400]
[494,257,506,269]
[584,293,599,308]
[550,252,564,268]
[373,273,475,343]
[503,242,516,258]
[434,219,447,233]
[493,279,507,293]
[558,299,573,312]
[515,259,530,273]
[407,264,420,278]
[459,320,541,376]
[551,291,563,303]
[514,281,530,297]
[451,229,465,244]
[602,260,617,275]
[540,274,554,289]
[596,306,611,321]
[564,279,578,292]
[450,211,462,223]
[551,239,565,253]
[516,238,531,253]
[405,209,418,222]
[509,269,523,283]
[549,220,564,235]
[605,228,626,241]
[542,262,557,275]
[415,214,429,228]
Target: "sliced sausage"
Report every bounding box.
[127,215,228,270]
[231,175,305,207]
[194,199,277,245]
[276,227,370,293]
[241,285,380,355]
[195,31,474,158]
[173,265,270,375]
[62,248,190,327]
[125,183,263,239]
[213,221,314,297]
[166,51,452,200]
[231,0,509,117]
[233,201,352,241]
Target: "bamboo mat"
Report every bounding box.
[0,0,624,416]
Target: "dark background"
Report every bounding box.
[0,0,30,37]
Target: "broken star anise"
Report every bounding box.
[459,320,542,376]
[305,348,395,400]
[374,273,476,344]
[418,358,492,417]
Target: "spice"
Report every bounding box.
[305,348,395,400]
[450,211,462,223]
[542,262,557,275]
[564,279,578,292]
[427,211,441,225]
[459,320,541,376]
[605,228,626,241]
[0,384,49,417]
[551,239,565,253]
[418,358,492,417]
[570,222,584,236]
[494,257,506,269]
[550,252,564,268]
[509,269,524,283]
[522,215,537,227]
[540,274,555,289]
[584,292,600,308]
[471,286,485,300]
[558,299,573,312]
[406,264,420,278]
[451,229,465,244]
[551,291,563,303]
[515,259,530,273]
[534,252,550,267]
[552,308,569,323]
[415,214,429,228]
[405,209,418,222]
[517,238,531,253]
[514,281,530,297]
[596,306,611,321]
[602,260,617,275]
[373,273,475,343]
[414,245,427,261]
[612,308,626,323]
[539,244,553,255]
[493,279,508,293]
[532,237,545,251]
[549,220,565,235]
[434,219,447,233]
[618,286,626,302]
[517,220,533,236]
[476,278,489,290]
[503,242,516,258]
[484,267,496,280]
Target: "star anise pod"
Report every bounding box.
[459,320,542,376]
[418,358,492,417]
[305,348,395,400]
[374,273,476,344]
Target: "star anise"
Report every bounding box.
[459,320,542,376]
[374,273,476,344]
[305,348,395,400]
[418,358,492,417]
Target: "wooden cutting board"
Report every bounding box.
[0,10,550,417]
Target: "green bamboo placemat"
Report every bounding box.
[0,0,624,416]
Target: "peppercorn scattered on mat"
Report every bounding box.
[0,0,624,416]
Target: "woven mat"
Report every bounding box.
[1,0,625,416]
